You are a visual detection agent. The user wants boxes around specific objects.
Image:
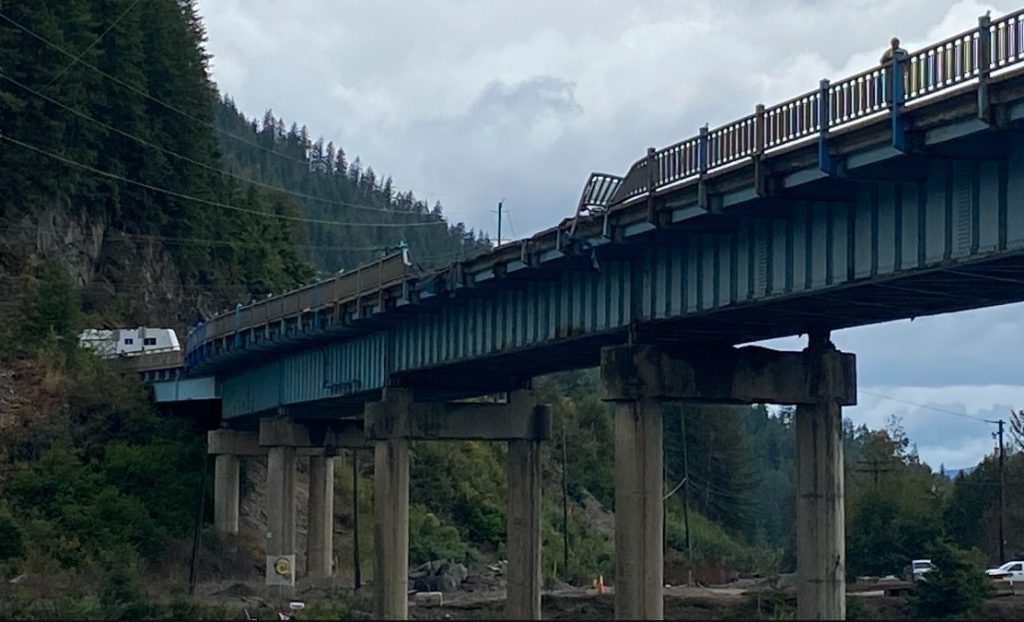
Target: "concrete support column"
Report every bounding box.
[612,399,664,620]
[795,401,845,619]
[506,439,542,620]
[267,446,297,562]
[213,454,240,535]
[795,335,846,620]
[307,455,335,578]
[374,438,410,620]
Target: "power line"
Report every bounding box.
[0,11,489,206]
[0,222,405,254]
[1,72,446,219]
[0,134,446,229]
[44,0,144,88]
[0,10,312,169]
[858,389,996,424]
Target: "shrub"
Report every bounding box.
[408,504,472,564]
[912,540,993,619]
[0,509,25,563]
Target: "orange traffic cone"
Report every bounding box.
[597,575,606,594]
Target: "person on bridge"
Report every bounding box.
[880,37,909,104]
[880,37,908,65]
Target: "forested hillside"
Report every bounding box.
[214,98,492,274]
[0,0,490,617]
[0,0,488,329]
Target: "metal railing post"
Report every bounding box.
[645,147,657,224]
[754,104,767,196]
[978,13,993,123]
[891,56,907,151]
[817,79,833,174]
[697,125,710,209]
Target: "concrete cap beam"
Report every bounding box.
[207,429,261,456]
[601,344,856,405]
[364,388,552,441]
[258,418,372,450]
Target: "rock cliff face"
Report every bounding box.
[2,202,197,329]
[3,200,106,286]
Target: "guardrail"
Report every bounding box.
[186,250,412,355]
[119,349,184,373]
[603,8,1024,207]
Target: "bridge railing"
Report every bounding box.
[186,250,412,357]
[613,158,650,203]
[993,9,1024,69]
[707,113,758,168]
[598,9,1024,210]
[905,30,980,99]
[829,66,887,125]
[764,89,821,149]
[576,172,623,210]
[656,135,702,185]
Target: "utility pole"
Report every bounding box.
[998,419,1007,564]
[497,200,503,246]
[854,457,894,489]
[681,408,693,586]
[352,450,362,589]
[561,413,570,578]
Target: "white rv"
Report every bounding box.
[78,328,180,358]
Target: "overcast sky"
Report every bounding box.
[196,0,1023,469]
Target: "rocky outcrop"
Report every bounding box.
[3,200,105,286]
[1,201,197,328]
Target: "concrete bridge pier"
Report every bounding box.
[602,340,856,621]
[257,417,368,582]
[265,440,297,574]
[505,435,544,621]
[373,437,410,619]
[601,353,665,620]
[208,429,261,536]
[307,453,335,579]
[214,454,240,534]
[794,333,848,620]
[365,387,552,620]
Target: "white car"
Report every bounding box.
[986,561,1024,583]
[910,559,935,581]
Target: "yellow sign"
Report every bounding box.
[265,555,295,586]
[274,556,292,576]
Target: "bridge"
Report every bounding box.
[140,10,1024,620]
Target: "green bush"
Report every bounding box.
[912,541,993,619]
[6,263,83,364]
[664,503,780,575]
[0,509,25,563]
[540,496,613,586]
[408,504,472,564]
[99,548,153,620]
